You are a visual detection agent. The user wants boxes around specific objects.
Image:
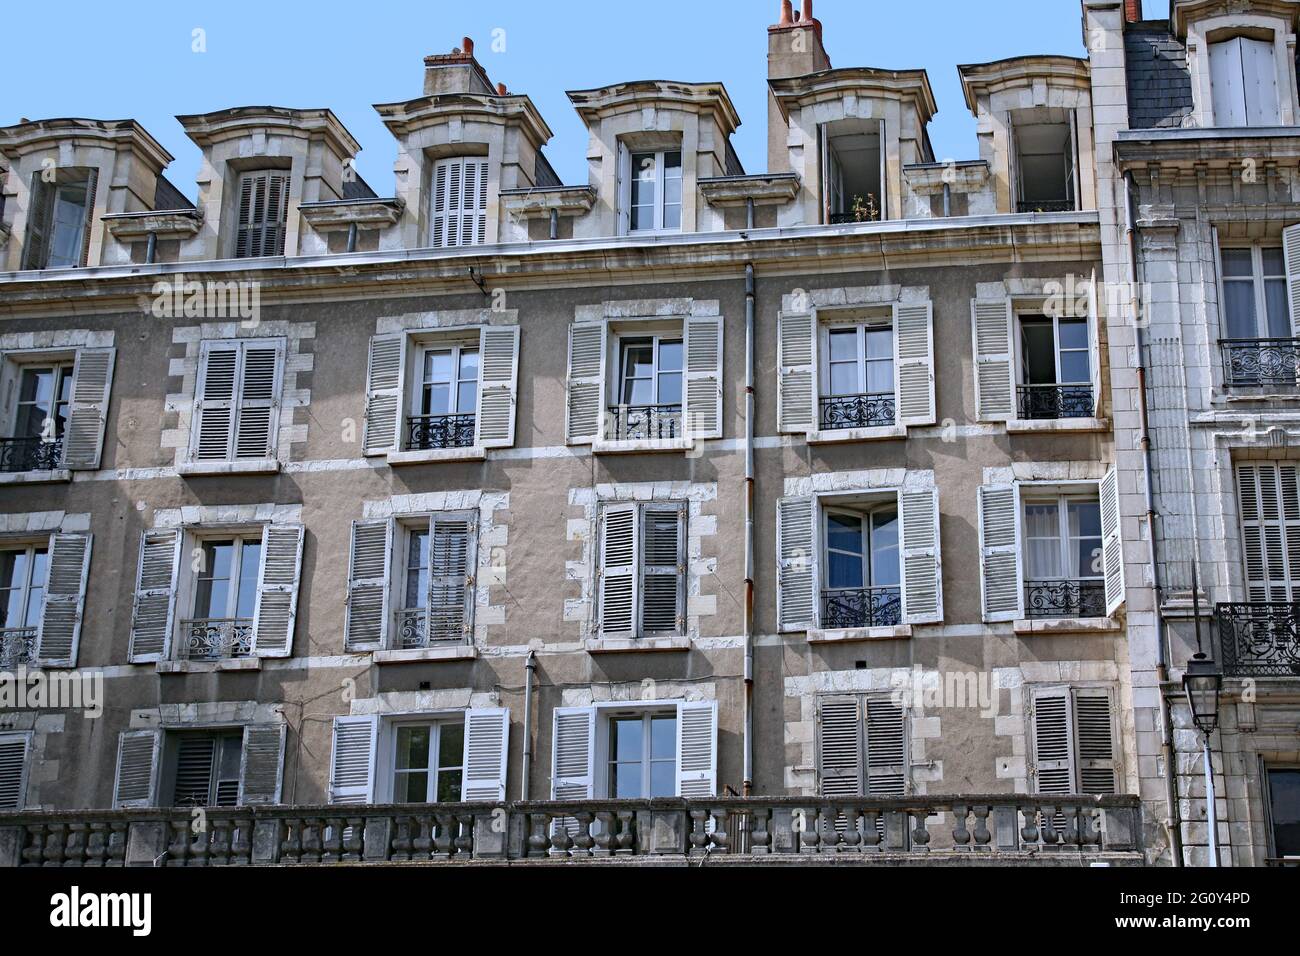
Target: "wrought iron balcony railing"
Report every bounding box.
[178,619,254,661]
[1220,338,1300,390]
[0,436,63,473]
[828,210,881,225]
[819,392,896,431]
[1016,199,1075,213]
[394,607,469,649]
[405,413,476,451]
[1016,384,1094,420]
[1215,603,1300,677]
[607,404,682,441]
[0,627,36,669]
[821,587,903,629]
[1024,579,1107,619]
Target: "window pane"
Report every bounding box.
[1020,321,1057,384]
[458,350,479,382]
[623,344,654,379]
[663,152,682,173]
[657,371,683,406]
[649,760,675,797]
[630,153,657,231]
[1059,319,1089,351]
[611,762,641,798]
[864,327,892,360]
[658,340,683,372]
[829,362,859,396]
[423,350,454,383]
[1265,279,1290,339]
[828,329,857,362]
[438,722,465,770]
[436,769,463,803]
[405,530,429,608]
[611,718,640,762]
[1261,247,1285,276]
[651,715,676,760]
[1221,248,1255,278]
[1222,280,1258,339]
[422,383,451,416]
[1268,769,1300,857]
[1069,500,1103,578]
[826,513,863,554]
[457,381,478,415]
[48,184,88,268]
[662,202,681,231]
[235,540,262,619]
[399,771,429,803]
[827,551,865,589]
[1059,350,1091,384]
[870,511,900,587]
[396,726,431,771]
[1023,503,1062,578]
[865,357,894,395]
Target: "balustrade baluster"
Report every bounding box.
[749,808,771,855]
[952,804,971,850]
[972,806,992,850]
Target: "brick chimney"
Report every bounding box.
[1124,0,1141,22]
[768,0,831,172]
[423,35,496,96]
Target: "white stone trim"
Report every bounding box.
[348,688,501,715]
[129,701,286,729]
[0,511,91,535]
[783,467,934,498]
[376,307,518,334]
[0,330,115,351]
[151,503,303,528]
[559,679,717,708]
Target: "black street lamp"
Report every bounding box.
[1182,652,1222,866]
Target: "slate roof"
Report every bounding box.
[1124,23,1194,130]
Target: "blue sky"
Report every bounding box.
[4,0,1164,199]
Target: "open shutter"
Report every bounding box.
[234,340,282,460]
[238,723,286,805]
[192,342,238,460]
[62,346,115,469]
[128,528,181,662]
[22,175,52,270]
[899,489,942,625]
[328,716,378,804]
[363,333,406,455]
[817,696,863,796]
[979,484,1023,622]
[894,301,935,427]
[597,503,638,637]
[1073,689,1117,795]
[462,707,510,801]
[777,496,817,631]
[865,696,908,797]
[430,160,451,247]
[566,321,606,444]
[345,519,391,651]
[34,531,92,667]
[78,168,98,267]
[1283,224,1300,336]
[676,700,718,798]
[1087,271,1103,415]
[476,325,519,448]
[0,734,31,811]
[551,706,595,800]
[113,729,161,809]
[1031,689,1075,795]
[1236,463,1300,602]
[1099,466,1125,616]
[251,523,304,657]
[428,513,476,642]
[683,315,723,439]
[972,298,1015,421]
[641,504,684,636]
[616,146,632,235]
[777,309,816,434]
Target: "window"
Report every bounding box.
[607,711,676,799]
[626,149,682,233]
[392,720,465,803]
[1017,315,1093,419]
[190,339,284,462]
[1235,463,1300,602]
[22,168,96,270]
[596,502,685,639]
[181,535,262,660]
[1030,686,1117,795]
[1222,246,1288,340]
[429,157,489,248]
[1010,108,1077,213]
[820,321,896,429]
[407,345,479,450]
[0,544,46,667]
[1210,36,1280,127]
[12,364,72,442]
[167,731,243,808]
[1022,493,1105,619]
[611,336,682,440]
[234,170,289,258]
[1267,768,1300,860]
[0,733,31,811]
[0,347,114,473]
[816,694,907,798]
[821,505,901,628]
[114,725,286,809]
[821,119,884,224]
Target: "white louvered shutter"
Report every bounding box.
[328,716,378,804]
[597,503,637,637]
[128,528,181,662]
[428,513,476,642]
[1087,272,1103,415]
[1284,224,1300,336]
[1237,463,1300,601]
[251,524,304,657]
[866,696,908,797]
[235,170,290,258]
[476,325,519,448]
[566,321,606,444]
[676,700,718,798]
[1073,689,1117,795]
[899,489,942,625]
[1032,689,1075,795]
[62,347,115,469]
[363,333,406,455]
[113,729,161,808]
[0,734,30,811]
[777,496,817,631]
[971,298,1015,421]
[817,696,864,796]
[345,519,391,651]
[78,168,98,268]
[22,176,52,270]
[778,309,816,433]
[683,316,723,439]
[641,505,684,636]
[192,342,239,460]
[894,301,935,427]
[34,531,92,667]
[1099,467,1125,615]
[238,723,286,805]
[551,706,596,800]
[430,158,489,248]
[462,707,510,801]
[979,484,1023,621]
[234,340,282,459]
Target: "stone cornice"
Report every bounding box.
[957,56,1091,115]
[373,93,553,148]
[903,161,990,195]
[0,117,174,171]
[101,208,204,240]
[297,198,405,232]
[1115,126,1300,169]
[176,106,361,159]
[697,174,800,207]
[768,68,937,126]
[498,186,596,220]
[566,81,741,135]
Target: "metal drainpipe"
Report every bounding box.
[549,208,559,241]
[1125,170,1184,866]
[522,649,537,799]
[144,231,157,265]
[742,262,756,796]
[942,183,951,218]
[345,222,358,254]
[746,198,755,230]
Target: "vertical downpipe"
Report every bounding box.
[549,207,559,241]
[144,231,157,265]
[345,222,358,253]
[743,263,756,796]
[522,650,537,799]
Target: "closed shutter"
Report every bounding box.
[235,170,290,258]
[777,309,816,433]
[328,716,378,804]
[1210,38,1248,127]
[428,513,476,642]
[61,346,115,469]
[899,488,942,625]
[1236,463,1300,601]
[683,316,723,439]
[128,528,181,662]
[0,734,30,811]
[777,496,817,631]
[566,321,606,444]
[234,341,282,459]
[172,737,217,806]
[113,729,161,808]
[22,174,52,270]
[893,301,935,427]
[675,700,718,798]
[238,723,286,805]
[817,696,864,796]
[1241,38,1281,126]
[971,298,1015,421]
[865,696,908,797]
[345,519,391,651]
[77,168,98,267]
[1073,689,1117,795]
[363,333,406,455]
[34,531,92,667]
[1099,466,1125,615]
[429,158,489,248]
[1283,224,1300,337]
[641,505,684,636]
[462,707,510,801]
[251,524,304,657]
[979,484,1023,621]
[192,343,239,460]
[551,706,595,800]
[597,503,637,637]
[1031,689,1074,795]
[475,325,519,447]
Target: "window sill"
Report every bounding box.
[592,437,694,456]
[585,637,691,654]
[1012,616,1121,636]
[157,657,264,674]
[0,468,71,486]
[177,459,280,477]
[372,645,478,664]
[1005,418,1109,434]
[807,425,906,444]
[807,624,913,644]
[386,446,486,466]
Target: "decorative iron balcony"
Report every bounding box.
[0,794,1144,867]
[1024,580,1107,619]
[828,211,881,225]
[179,619,254,661]
[1215,603,1300,677]
[394,607,468,649]
[0,436,62,473]
[1016,384,1094,420]
[607,404,682,441]
[405,413,476,451]
[1220,338,1300,390]
[1016,199,1075,213]
[819,392,896,431]
[821,587,903,629]
[0,627,36,669]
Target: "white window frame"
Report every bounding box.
[411,343,480,418]
[386,511,478,649]
[1219,242,1289,340]
[613,333,683,407]
[822,503,900,591]
[1021,491,1104,584]
[189,533,263,622]
[387,716,466,805]
[819,318,895,400]
[600,706,678,800]
[1016,313,1091,388]
[0,541,48,632]
[9,360,73,440]
[622,146,683,235]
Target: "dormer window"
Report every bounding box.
[821,119,884,224]
[1010,108,1077,214]
[1209,36,1280,127]
[429,157,489,248]
[234,170,289,258]
[23,168,97,270]
[624,149,682,233]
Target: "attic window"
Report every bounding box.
[23,168,97,270]
[1010,108,1077,213]
[625,149,682,233]
[821,119,884,224]
[1209,36,1281,127]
